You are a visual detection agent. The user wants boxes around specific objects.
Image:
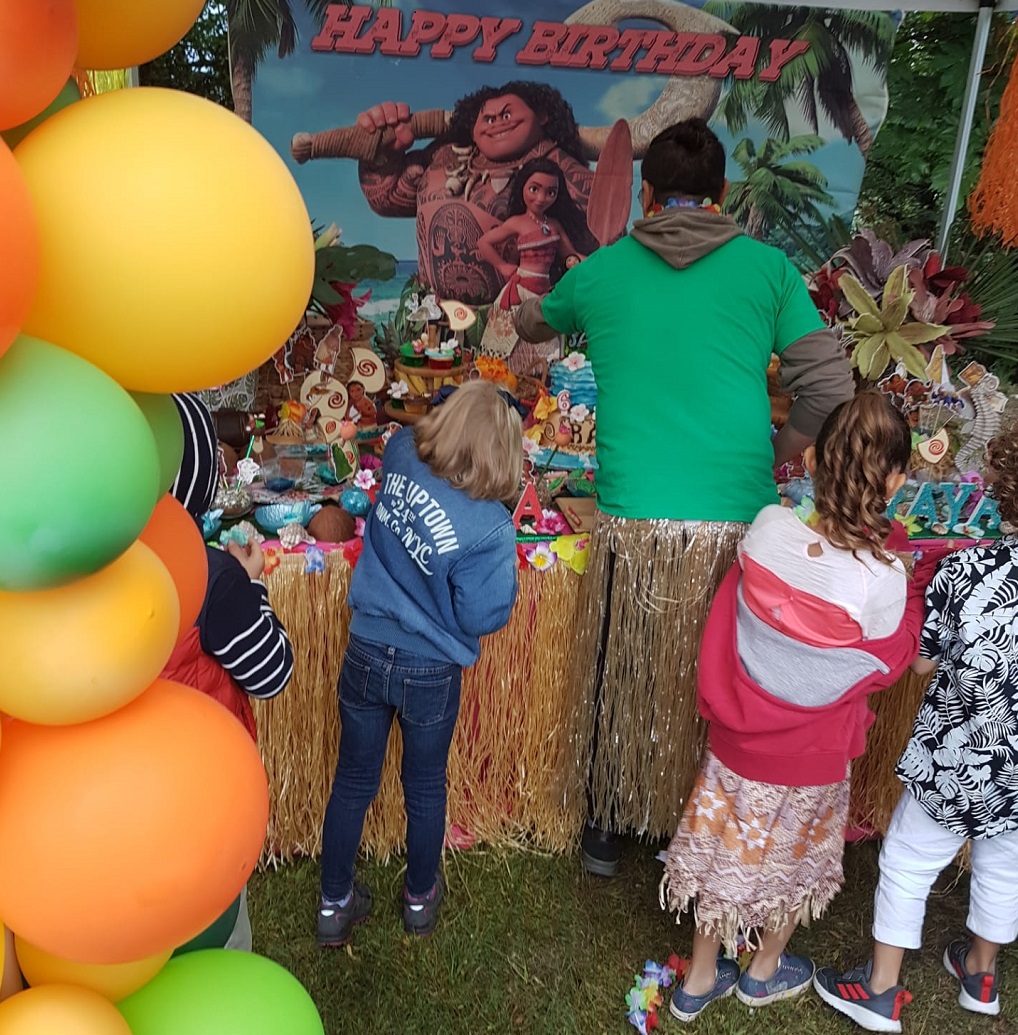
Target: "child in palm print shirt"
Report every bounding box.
[816,424,1018,1032]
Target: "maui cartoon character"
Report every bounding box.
[294,81,595,305]
[478,158,587,373]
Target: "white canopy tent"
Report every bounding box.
[763,0,1017,256]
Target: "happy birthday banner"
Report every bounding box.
[310,5,807,79]
[240,0,897,314]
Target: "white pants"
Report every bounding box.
[873,792,1018,949]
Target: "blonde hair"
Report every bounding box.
[414,381,523,501]
[813,390,912,565]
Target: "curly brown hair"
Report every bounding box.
[813,390,912,565]
[439,81,588,164]
[986,423,1018,526]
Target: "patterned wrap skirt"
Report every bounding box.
[661,749,850,956]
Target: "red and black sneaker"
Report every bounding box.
[813,962,912,1033]
[944,939,1000,1016]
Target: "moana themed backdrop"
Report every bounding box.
[235,0,898,324]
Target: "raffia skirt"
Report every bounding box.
[555,512,746,839]
[661,749,850,956]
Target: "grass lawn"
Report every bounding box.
[250,838,1018,1035]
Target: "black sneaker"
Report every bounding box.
[581,822,620,877]
[813,962,912,1033]
[316,883,372,947]
[944,939,1000,1016]
[403,873,445,936]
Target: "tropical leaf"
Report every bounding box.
[897,321,951,345]
[885,332,930,379]
[840,273,881,317]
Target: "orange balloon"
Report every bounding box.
[0,141,38,357]
[0,0,78,130]
[0,680,269,964]
[139,496,208,643]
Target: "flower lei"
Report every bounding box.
[626,957,685,1034]
[647,196,722,216]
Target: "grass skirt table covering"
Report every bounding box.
[251,537,945,865]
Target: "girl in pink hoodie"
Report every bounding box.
[661,391,934,1023]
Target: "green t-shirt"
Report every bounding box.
[540,234,823,522]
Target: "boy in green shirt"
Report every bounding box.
[516,118,853,874]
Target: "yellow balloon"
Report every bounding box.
[0,542,178,725]
[18,88,314,393]
[0,985,131,1034]
[15,938,169,1002]
[74,0,206,70]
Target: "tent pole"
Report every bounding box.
[936,0,995,258]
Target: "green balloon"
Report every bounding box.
[131,392,185,495]
[2,79,81,151]
[0,336,160,590]
[117,950,325,1035]
[172,894,241,957]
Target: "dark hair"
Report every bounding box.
[507,157,590,269]
[440,81,588,165]
[641,119,725,203]
[813,390,912,564]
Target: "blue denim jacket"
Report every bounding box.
[348,427,518,666]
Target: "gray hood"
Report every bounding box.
[630,208,742,270]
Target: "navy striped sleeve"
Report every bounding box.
[170,393,219,521]
[199,556,294,699]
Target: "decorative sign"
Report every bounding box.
[236,0,898,318]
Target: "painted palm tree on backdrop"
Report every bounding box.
[703,4,895,157]
[724,136,836,241]
[226,0,335,123]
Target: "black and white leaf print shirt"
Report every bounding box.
[896,537,1018,840]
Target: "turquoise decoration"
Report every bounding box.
[201,509,223,541]
[340,487,371,517]
[219,526,249,547]
[905,483,939,526]
[254,502,321,534]
[969,494,1000,529]
[886,481,1001,535]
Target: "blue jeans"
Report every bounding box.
[320,635,462,899]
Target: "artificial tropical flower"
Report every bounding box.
[388,380,410,399]
[841,265,948,380]
[354,470,374,491]
[532,395,559,422]
[562,351,587,372]
[550,534,590,574]
[569,403,590,422]
[524,543,557,570]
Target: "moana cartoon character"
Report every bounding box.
[478,158,588,373]
[297,81,593,305]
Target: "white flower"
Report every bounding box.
[404,292,420,315]
[522,436,541,458]
[354,470,375,490]
[388,380,410,399]
[562,352,586,372]
[569,404,589,422]
[235,458,260,485]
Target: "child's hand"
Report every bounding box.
[498,263,517,281]
[227,539,266,581]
